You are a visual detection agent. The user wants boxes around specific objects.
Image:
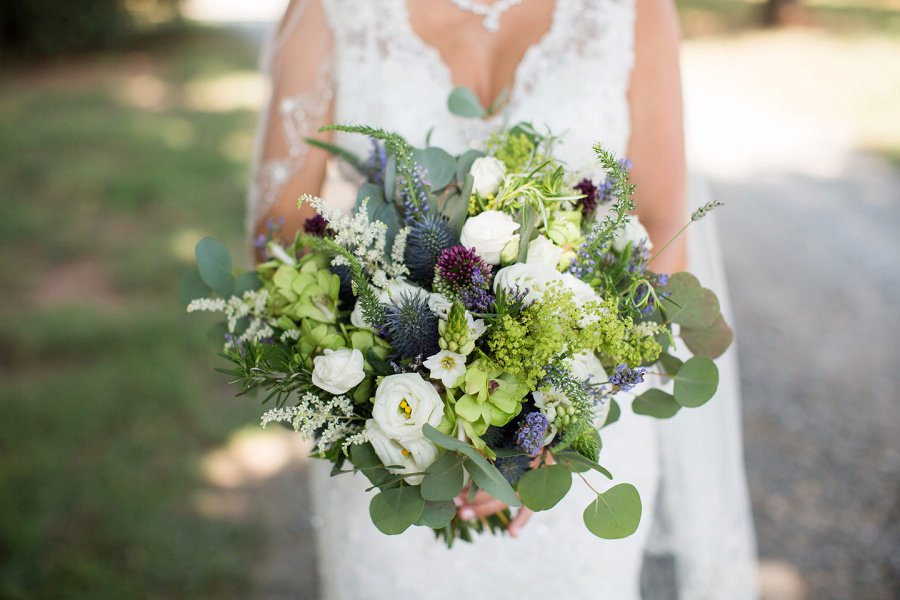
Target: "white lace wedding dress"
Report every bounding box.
[247,1,757,598]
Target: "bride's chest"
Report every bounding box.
[321,0,636,171]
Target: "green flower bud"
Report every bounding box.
[499,235,521,265]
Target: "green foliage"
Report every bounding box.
[682,313,735,359]
[555,452,613,480]
[583,483,642,539]
[422,425,521,508]
[673,357,719,408]
[633,389,682,419]
[416,500,457,529]
[660,272,720,329]
[571,428,602,462]
[518,465,572,512]
[195,237,234,297]
[420,452,466,502]
[369,486,426,535]
[447,86,486,118]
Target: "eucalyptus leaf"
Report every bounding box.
[447,86,486,118]
[369,486,425,535]
[233,271,262,296]
[660,272,719,329]
[438,191,469,238]
[413,147,456,190]
[350,443,390,487]
[673,356,719,408]
[633,389,681,419]
[602,399,621,428]
[416,500,457,529]
[657,353,683,376]
[422,426,521,508]
[682,313,734,359]
[583,483,642,539]
[421,452,465,501]
[384,154,397,201]
[195,237,233,297]
[556,452,613,479]
[178,267,211,306]
[518,465,572,511]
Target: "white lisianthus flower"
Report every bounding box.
[612,215,653,253]
[311,348,366,395]
[460,210,520,265]
[364,420,437,485]
[423,350,467,389]
[561,273,599,306]
[469,156,506,197]
[493,262,563,304]
[526,235,565,269]
[427,293,453,319]
[371,373,444,443]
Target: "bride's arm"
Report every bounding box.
[627,0,687,274]
[249,0,334,244]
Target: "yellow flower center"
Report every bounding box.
[401,448,411,457]
[399,398,413,420]
[440,355,457,370]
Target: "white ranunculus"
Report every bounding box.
[364,420,437,485]
[311,348,366,395]
[371,373,444,443]
[493,262,564,304]
[526,235,565,269]
[612,215,653,253]
[460,210,520,265]
[469,156,506,197]
[561,273,599,306]
[423,350,467,389]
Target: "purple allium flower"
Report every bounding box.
[574,178,598,217]
[303,214,329,237]
[435,245,495,311]
[609,364,646,392]
[516,412,549,456]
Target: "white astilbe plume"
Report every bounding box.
[261,392,364,456]
[299,194,408,279]
[187,289,276,348]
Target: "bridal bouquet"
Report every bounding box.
[181,103,732,545]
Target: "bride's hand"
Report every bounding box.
[454,490,533,538]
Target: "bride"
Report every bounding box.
[247,1,757,598]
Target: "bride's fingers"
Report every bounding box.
[508,507,533,538]
[457,496,508,520]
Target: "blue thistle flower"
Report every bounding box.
[609,364,646,392]
[404,214,456,286]
[381,291,440,360]
[495,454,532,485]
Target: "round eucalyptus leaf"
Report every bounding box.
[633,389,681,419]
[583,483,642,539]
[673,356,719,408]
[413,147,456,190]
[518,465,573,512]
[464,458,522,508]
[369,486,425,535]
[195,237,233,297]
[657,353,683,376]
[416,500,456,529]
[682,313,734,359]
[660,272,719,329]
[233,272,262,296]
[178,267,211,306]
[421,452,465,501]
[602,399,621,428]
[455,149,484,184]
[447,86,486,118]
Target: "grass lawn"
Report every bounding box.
[0,26,267,598]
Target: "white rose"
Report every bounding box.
[493,262,563,304]
[460,210,520,265]
[469,156,506,197]
[526,235,565,269]
[311,348,366,395]
[371,373,444,443]
[612,215,653,253]
[364,420,437,485]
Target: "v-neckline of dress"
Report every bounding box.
[398,0,564,121]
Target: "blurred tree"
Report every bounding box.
[0,0,181,57]
[763,0,809,26]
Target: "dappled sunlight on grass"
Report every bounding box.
[201,427,312,489]
[183,71,267,112]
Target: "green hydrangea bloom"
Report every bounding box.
[268,253,340,324]
[454,357,529,436]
